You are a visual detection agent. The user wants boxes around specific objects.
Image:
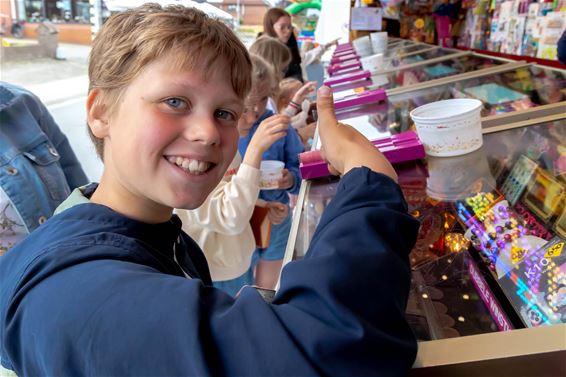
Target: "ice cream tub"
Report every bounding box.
[259,160,284,190]
[409,98,483,157]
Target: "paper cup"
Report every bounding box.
[259,160,284,190]
[370,32,388,54]
[360,53,383,72]
[410,99,483,157]
[352,36,371,55]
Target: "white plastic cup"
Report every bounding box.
[409,98,483,157]
[370,32,388,54]
[259,160,284,190]
[360,53,383,72]
[352,36,371,55]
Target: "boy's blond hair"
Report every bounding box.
[249,54,278,99]
[88,3,252,159]
[249,36,291,82]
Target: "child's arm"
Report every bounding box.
[242,115,289,169]
[283,81,316,117]
[182,116,289,235]
[302,46,324,67]
[278,127,304,194]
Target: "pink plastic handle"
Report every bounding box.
[324,70,370,86]
[334,89,387,110]
[333,48,356,57]
[330,53,360,64]
[299,132,425,180]
[327,61,362,75]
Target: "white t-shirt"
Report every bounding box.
[0,187,27,256]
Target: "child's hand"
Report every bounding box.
[252,115,289,152]
[266,202,289,224]
[277,168,294,190]
[316,86,398,182]
[243,115,289,169]
[291,81,317,105]
[324,38,340,50]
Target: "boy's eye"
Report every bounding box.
[164,97,188,109]
[215,109,237,122]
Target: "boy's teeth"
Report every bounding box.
[169,156,210,174]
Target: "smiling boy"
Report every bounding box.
[0,4,419,376]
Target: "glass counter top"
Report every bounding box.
[291,116,566,341]
[339,65,566,135]
[355,40,421,59]
[328,49,464,94]
[383,43,436,59]
[384,48,461,70]
[368,55,506,90]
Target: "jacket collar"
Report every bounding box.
[54,183,183,257]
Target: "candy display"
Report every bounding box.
[382,65,566,132]
[288,39,566,348]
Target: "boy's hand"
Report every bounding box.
[277,168,294,190]
[243,115,289,169]
[292,81,317,105]
[316,86,398,182]
[266,202,289,224]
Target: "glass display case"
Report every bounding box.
[385,48,465,70]
[384,43,439,59]
[328,49,470,93]
[284,109,566,375]
[357,64,566,134]
[368,54,511,91]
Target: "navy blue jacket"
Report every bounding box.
[0,168,419,376]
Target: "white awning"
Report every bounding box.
[104,0,233,20]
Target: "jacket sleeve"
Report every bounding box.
[4,168,419,377]
[34,95,89,188]
[181,163,261,235]
[284,126,304,195]
[302,45,325,67]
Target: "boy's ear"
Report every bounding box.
[86,89,110,138]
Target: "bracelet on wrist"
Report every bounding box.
[289,100,301,109]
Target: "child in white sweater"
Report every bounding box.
[178,55,290,296]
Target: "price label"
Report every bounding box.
[511,246,526,264]
[545,241,564,258]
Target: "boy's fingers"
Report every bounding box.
[320,146,340,176]
[316,86,338,139]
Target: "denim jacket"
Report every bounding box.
[0,82,88,234]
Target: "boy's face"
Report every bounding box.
[91,56,243,221]
[238,82,271,134]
